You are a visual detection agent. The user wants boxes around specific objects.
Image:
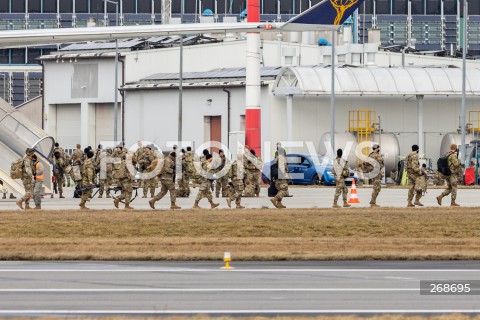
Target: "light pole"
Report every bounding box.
[104,0,119,145]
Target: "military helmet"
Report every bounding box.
[25,148,35,155]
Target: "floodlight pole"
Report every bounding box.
[461,0,468,164]
[330,29,336,155]
[105,0,119,144]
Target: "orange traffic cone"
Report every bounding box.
[348,179,360,204]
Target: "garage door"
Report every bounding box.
[56,104,81,150]
[96,103,121,147]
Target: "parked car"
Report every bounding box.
[261,153,357,186]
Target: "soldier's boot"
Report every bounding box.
[193,201,201,209]
[9,193,16,199]
[142,192,148,198]
[170,201,181,210]
[79,203,90,210]
[414,196,424,207]
[332,199,340,208]
[370,203,380,208]
[59,192,65,199]
[106,193,111,199]
[2,194,6,199]
[34,204,41,210]
[124,203,134,210]
[451,200,460,207]
[149,199,156,209]
[255,187,260,197]
[24,203,32,210]
[150,193,155,198]
[436,195,443,206]
[343,200,351,208]
[226,198,232,208]
[407,201,415,207]
[98,193,103,199]
[271,198,280,208]
[215,193,220,198]
[236,204,245,209]
[16,198,24,209]
[277,201,286,209]
[210,201,220,209]
[113,198,120,209]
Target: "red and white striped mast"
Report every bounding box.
[245,0,261,157]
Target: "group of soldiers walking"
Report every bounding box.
[333,143,462,208]
[13,140,463,210]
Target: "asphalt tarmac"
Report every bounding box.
[1,186,479,210]
[0,261,479,316]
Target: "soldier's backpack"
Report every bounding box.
[10,158,25,179]
[437,154,452,176]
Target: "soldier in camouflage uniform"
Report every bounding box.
[243,149,258,197]
[367,144,384,207]
[70,144,84,187]
[112,144,134,210]
[436,143,461,207]
[193,154,220,209]
[214,149,229,198]
[139,145,157,198]
[226,159,245,209]
[149,152,181,210]
[270,150,290,209]
[332,149,351,208]
[184,146,195,188]
[53,151,66,198]
[98,148,113,198]
[79,151,95,210]
[16,148,35,210]
[406,144,425,207]
[176,149,190,197]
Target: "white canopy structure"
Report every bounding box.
[274,66,480,96]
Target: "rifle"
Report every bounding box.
[73,184,101,198]
[107,185,142,203]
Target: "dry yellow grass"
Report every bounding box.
[0,207,479,260]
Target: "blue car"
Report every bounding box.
[261,153,357,186]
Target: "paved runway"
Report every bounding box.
[1,186,480,210]
[0,261,479,316]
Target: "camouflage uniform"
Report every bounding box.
[53,156,65,197]
[438,151,461,205]
[19,155,34,208]
[80,158,95,208]
[227,160,244,208]
[177,153,190,197]
[150,155,179,208]
[112,149,134,209]
[215,154,229,198]
[406,152,425,206]
[243,154,257,197]
[184,150,195,187]
[332,157,350,207]
[98,151,113,198]
[71,147,84,186]
[138,150,157,198]
[271,154,289,208]
[194,158,219,208]
[368,151,384,206]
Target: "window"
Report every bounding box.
[427,0,440,14]
[137,0,152,13]
[280,0,293,14]
[91,0,105,13]
[444,0,456,15]
[28,0,41,13]
[393,0,407,14]
[60,0,73,13]
[123,0,135,13]
[0,0,9,13]
[470,1,480,15]
[0,50,9,64]
[11,49,26,64]
[202,0,215,13]
[376,0,390,14]
[75,0,88,13]
[43,0,57,13]
[263,0,277,15]
[363,0,373,15]
[184,0,195,14]
[27,48,41,64]
[411,0,423,14]
[12,0,25,13]
[154,0,161,14]
[231,0,244,14]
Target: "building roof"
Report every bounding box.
[274,65,480,96]
[122,67,283,90]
